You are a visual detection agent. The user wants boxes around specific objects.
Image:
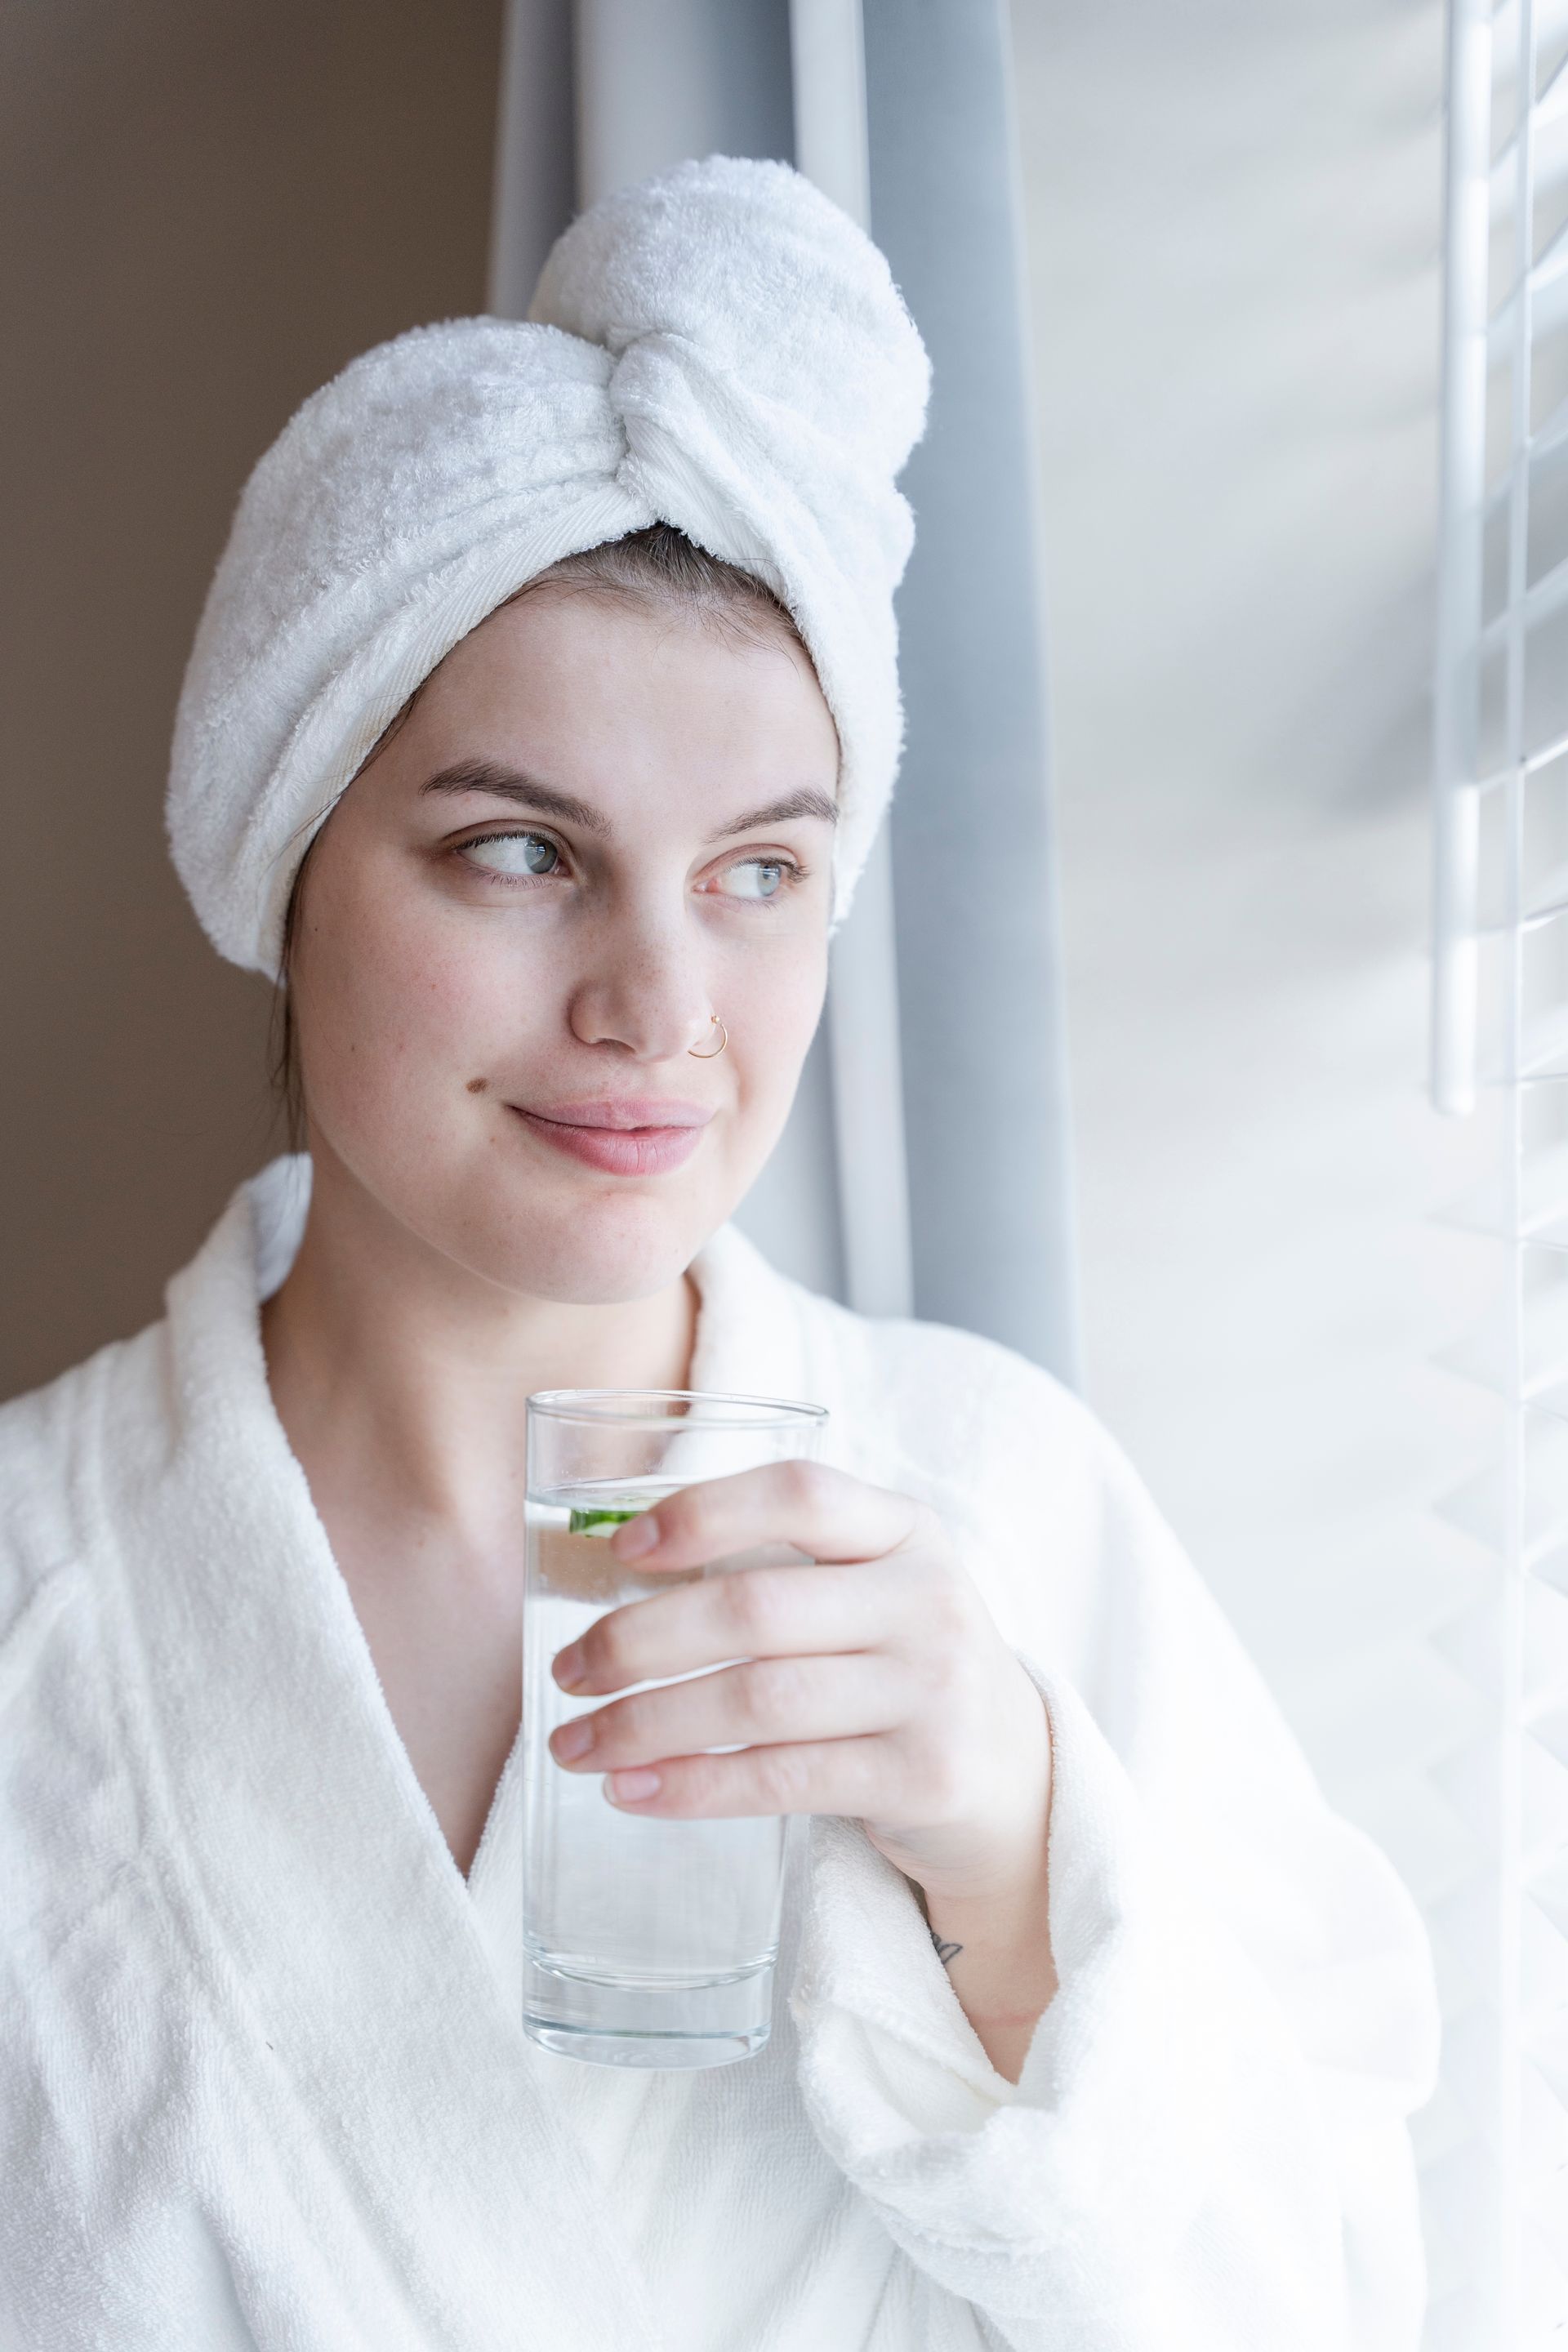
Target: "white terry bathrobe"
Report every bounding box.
[0,1156,1437,2351]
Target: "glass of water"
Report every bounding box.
[523,1388,828,2069]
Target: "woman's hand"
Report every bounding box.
[547,1462,1057,2070]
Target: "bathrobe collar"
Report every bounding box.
[100,1160,825,2350]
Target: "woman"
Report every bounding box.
[0,158,1435,2350]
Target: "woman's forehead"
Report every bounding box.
[394,595,841,814]
[448,587,825,705]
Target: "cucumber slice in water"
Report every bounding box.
[568,1506,642,1537]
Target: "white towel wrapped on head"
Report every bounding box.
[166,154,931,978]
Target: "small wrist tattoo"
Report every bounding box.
[929,1927,963,1967]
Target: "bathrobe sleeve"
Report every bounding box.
[787,1363,1438,2352]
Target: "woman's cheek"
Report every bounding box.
[727,960,827,1165]
[404,930,543,1067]
[372,873,555,1054]
[301,889,507,1140]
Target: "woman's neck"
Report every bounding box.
[261,1145,697,1549]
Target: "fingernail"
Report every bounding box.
[612,1512,661,1561]
[553,1643,586,1690]
[551,1716,595,1762]
[607,1768,661,1803]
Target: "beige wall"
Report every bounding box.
[0,0,502,1399]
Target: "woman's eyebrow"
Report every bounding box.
[711,789,839,838]
[420,760,609,835]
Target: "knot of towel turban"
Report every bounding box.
[166,154,931,979]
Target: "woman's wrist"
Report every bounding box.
[881,1670,1056,2081]
[915,1847,1057,2085]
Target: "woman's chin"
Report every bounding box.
[465,1183,724,1307]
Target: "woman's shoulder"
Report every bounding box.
[0,1321,166,1688]
[740,1257,1182,1674]
[0,1346,100,1605]
[0,1328,176,1987]
[720,1227,1139,1534]
[810,1284,1079,1412]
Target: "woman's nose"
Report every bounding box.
[566,910,712,1062]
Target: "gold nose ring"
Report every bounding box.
[688,1015,728,1059]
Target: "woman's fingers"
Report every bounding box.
[551,1553,910,1695]
[549,1649,916,1774]
[601,1733,906,1822]
[608,1459,922,1572]
[547,1464,943,1696]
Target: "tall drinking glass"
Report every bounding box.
[523,1388,827,2069]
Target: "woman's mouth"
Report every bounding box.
[506,1097,714,1177]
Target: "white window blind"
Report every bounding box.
[1433,0,1568,2339]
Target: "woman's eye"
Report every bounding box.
[717,858,788,901]
[462,832,561,877]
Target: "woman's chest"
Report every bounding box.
[317,1495,533,1877]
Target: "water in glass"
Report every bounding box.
[523,1477,789,2066]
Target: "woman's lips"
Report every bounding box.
[507,1098,713,1177]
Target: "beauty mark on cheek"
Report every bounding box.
[466,1077,488,1094]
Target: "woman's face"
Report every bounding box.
[287,590,839,1304]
